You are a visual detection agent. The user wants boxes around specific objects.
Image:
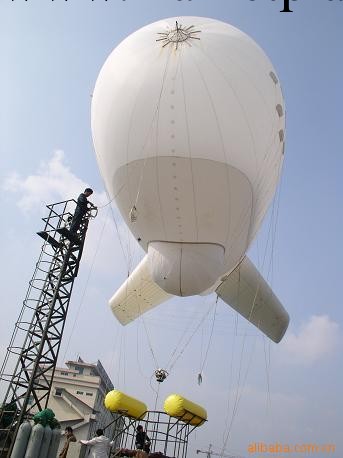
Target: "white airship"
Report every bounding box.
[91,17,289,343]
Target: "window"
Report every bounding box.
[55,388,62,397]
[76,390,84,395]
[86,392,93,397]
[61,372,69,376]
[74,365,84,375]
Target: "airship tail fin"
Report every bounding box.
[109,255,172,325]
[216,256,289,343]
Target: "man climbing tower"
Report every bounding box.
[70,188,95,234]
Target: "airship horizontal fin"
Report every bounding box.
[109,255,172,325]
[216,256,289,343]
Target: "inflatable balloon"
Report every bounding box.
[91,17,289,343]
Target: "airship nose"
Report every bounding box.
[147,241,225,296]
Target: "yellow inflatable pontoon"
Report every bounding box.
[164,394,207,426]
[105,390,147,419]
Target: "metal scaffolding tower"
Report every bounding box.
[104,409,203,458]
[0,199,96,456]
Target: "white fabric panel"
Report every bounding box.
[113,158,252,274]
[216,256,289,343]
[147,242,225,296]
[109,255,172,325]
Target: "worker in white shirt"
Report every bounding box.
[80,428,113,458]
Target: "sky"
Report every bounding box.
[0,0,342,457]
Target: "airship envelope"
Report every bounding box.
[91,17,289,343]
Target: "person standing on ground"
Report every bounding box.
[59,426,76,458]
[80,428,113,458]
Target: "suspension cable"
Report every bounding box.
[62,207,109,361]
[168,298,217,373]
[199,297,218,375]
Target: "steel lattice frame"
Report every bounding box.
[0,199,95,456]
[104,410,204,458]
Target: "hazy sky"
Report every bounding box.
[0,1,342,457]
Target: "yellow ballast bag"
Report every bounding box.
[164,394,207,426]
[104,390,147,419]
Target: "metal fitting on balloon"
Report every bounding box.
[129,205,138,223]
